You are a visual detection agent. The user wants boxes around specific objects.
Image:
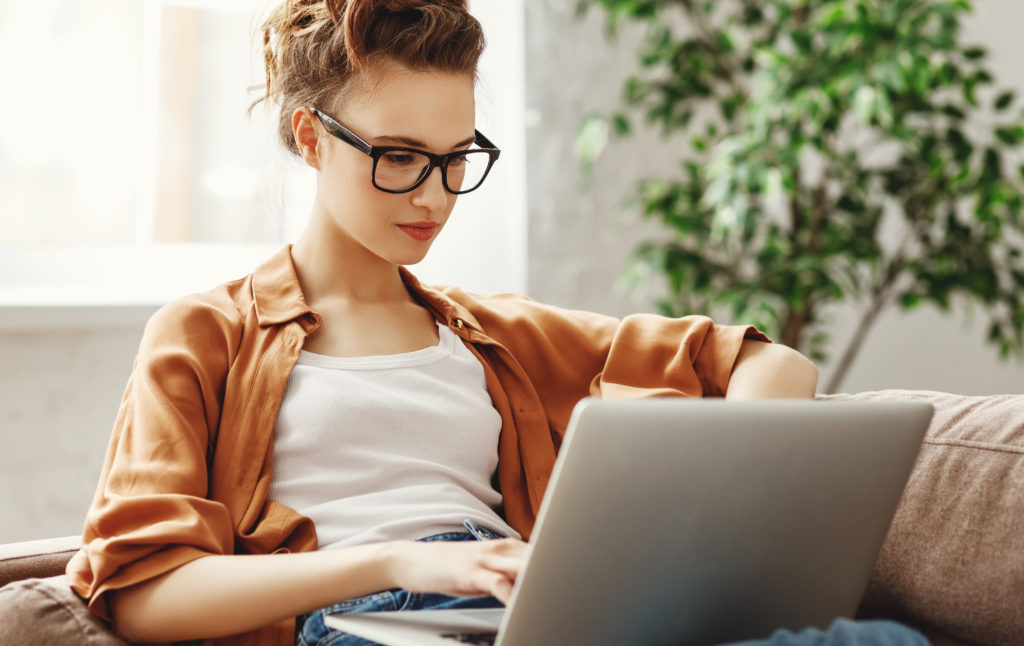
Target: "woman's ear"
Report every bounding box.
[292,108,322,170]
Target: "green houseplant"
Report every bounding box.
[577,0,1024,392]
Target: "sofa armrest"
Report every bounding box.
[0,535,82,588]
[0,537,128,646]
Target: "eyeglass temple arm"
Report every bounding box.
[311,108,373,155]
[474,130,499,151]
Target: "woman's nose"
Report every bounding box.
[412,165,448,209]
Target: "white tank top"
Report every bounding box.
[269,322,520,549]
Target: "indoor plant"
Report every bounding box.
[577,0,1024,392]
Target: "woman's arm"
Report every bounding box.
[725,339,819,399]
[110,538,526,643]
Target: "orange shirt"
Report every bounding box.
[67,245,767,645]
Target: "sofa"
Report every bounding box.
[1,389,1021,645]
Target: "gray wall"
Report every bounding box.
[1,324,144,543]
[2,0,1023,544]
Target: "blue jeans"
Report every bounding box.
[296,522,930,646]
[727,620,930,645]
[297,522,507,646]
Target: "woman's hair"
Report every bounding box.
[253,0,485,156]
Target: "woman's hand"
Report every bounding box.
[385,538,529,604]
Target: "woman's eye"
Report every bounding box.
[382,152,416,165]
[448,156,469,168]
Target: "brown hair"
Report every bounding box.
[253,0,485,156]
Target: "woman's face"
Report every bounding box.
[307,61,477,268]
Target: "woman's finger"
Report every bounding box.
[488,576,514,605]
[480,553,524,578]
[472,570,515,604]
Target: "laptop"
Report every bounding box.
[325,397,933,646]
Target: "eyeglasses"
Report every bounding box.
[310,108,501,195]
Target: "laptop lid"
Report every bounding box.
[496,398,932,646]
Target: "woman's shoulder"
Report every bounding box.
[436,284,613,320]
[426,283,620,342]
[141,274,254,354]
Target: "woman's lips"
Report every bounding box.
[397,222,439,241]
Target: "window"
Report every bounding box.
[0,0,526,317]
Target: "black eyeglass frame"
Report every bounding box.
[310,107,501,195]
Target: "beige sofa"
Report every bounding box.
[1,390,1022,645]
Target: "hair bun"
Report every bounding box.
[333,0,471,68]
[372,0,468,10]
[326,0,469,25]
[381,0,457,10]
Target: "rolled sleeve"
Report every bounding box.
[596,314,770,399]
[691,320,771,397]
[68,298,240,620]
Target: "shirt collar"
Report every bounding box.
[398,266,483,333]
[250,245,315,327]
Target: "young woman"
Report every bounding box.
[65,1,925,645]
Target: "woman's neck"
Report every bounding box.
[291,224,409,307]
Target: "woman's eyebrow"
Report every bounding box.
[376,134,477,149]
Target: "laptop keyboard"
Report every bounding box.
[440,632,497,645]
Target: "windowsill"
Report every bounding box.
[0,243,282,330]
[0,303,163,330]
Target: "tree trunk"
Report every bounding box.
[825,300,886,394]
[825,258,904,393]
[780,306,807,350]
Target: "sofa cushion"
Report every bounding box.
[0,575,126,646]
[819,390,1024,645]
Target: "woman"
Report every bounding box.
[65,1,920,645]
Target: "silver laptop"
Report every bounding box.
[326,398,933,646]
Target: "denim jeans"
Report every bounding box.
[727,619,931,646]
[297,521,507,646]
[296,521,931,646]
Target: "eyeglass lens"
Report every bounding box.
[375,150,492,193]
